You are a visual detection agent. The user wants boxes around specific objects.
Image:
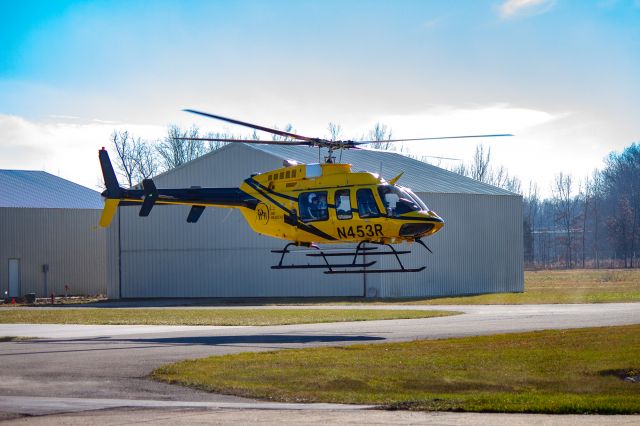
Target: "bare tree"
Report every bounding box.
[490,165,521,193]
[450,144,521,193]
[470,144,491,182]
[579,176,592,268]
[365,122,394,150]
[327,122,342,141]
[110,130,160,186]
[202,131,239,152]
[110,130,137,188]
[524,182,539,265]
[133,139,158,180]
[602,143,640,267]
[450,162,467,177]
[156,125,205,170]
[552,172,577,268]
[271,124,296,142]
[590,170,603,268]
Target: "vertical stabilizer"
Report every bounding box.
[98,149,122,227]
[99,149,122,198]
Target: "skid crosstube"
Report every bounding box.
[271,261,376,270]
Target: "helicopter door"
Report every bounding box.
[356,188,380,219]
[341,188,383,241]
[334,189,352,220]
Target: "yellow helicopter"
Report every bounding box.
[98,109,511,273]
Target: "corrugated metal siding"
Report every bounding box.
[115,145,362,297]
[113,144,523,299]
[0,208,107,297]
[374,193,524,297]
[106,210,121,299]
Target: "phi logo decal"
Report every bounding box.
[256,203,269,225]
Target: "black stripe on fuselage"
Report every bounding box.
[118,187,259,209]
[244,178,293,215]
[245,178,337,241]
[250,180,298,202]
[389,215,444,223]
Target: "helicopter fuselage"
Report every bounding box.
[100,149,443,246]
[237,162,444,245]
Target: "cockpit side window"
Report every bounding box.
[377,185,421,217]
[299,191,329,222]
[356,188,380,218]
[334,189,352,220]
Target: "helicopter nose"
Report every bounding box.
[399,222,435,236]
[398,212,444,237]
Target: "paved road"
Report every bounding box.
[1,303,639,423]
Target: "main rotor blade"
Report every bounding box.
[173,137,314,146]
[353,133,513,145]
[184,109,320,143]
[420,155,462,161]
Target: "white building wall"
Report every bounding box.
[368,193,524,298]
[0,208,108,297]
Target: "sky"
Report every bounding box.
[1,0,639,196]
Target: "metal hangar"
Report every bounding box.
[0,170,107,298]
[106,143,523,299]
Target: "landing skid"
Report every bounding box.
[270,241,431,274]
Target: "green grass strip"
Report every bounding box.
[0,308,457,326]
[153,325,640,414]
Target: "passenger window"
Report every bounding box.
[356,188,380,218]
[299,191,329,222]
[334,189,352,220]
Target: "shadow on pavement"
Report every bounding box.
[3,334,385,356]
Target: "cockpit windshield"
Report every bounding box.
[377,185,424,216]
[402,187,429,211]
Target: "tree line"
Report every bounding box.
[457,142,640,269]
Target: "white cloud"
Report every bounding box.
[499,0,556,19]
[371,104,619,197]
[378,104,560,138]
[0,114,164,190]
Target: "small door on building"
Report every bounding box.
[8,259,20,297]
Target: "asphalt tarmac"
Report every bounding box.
[1,303,639,424]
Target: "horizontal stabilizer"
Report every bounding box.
[99,199,119,227]
[139,179,158,217]
[187,205,206,223]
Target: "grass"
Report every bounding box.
[152,324,640,414]
[408,269,640,305]
[0,308,457,326]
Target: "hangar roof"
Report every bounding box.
[245,144,516,196]
[0,170,103,209]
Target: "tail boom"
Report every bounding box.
[98,148,257,227]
